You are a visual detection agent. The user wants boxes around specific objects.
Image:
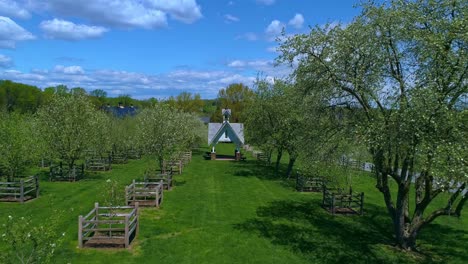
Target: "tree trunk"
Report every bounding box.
[285,156,296,179]
[68,159,76,178]
[158,156,164,172]
[275,149,283,176]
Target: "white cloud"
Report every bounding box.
[0,0,30,19]
[256,0,275,5]
[224,14,239,23]
[0,54,13,68]
[144,0,202,23]
[288,13,304,29]
[227,59,272,68]
[208,74,255,86]
[53,65,85,75]
[30,0,202,29]
[266,19,284,35]
[0,66,261,98]
[40,19,108,40]
[168,70,226,80]
[0,16,35,48]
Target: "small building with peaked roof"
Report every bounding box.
[207,108,245,156]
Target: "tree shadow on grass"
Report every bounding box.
[233,160,279,179]
[417,223,468,263]
[233,199,461,263]
[232,160,297,189]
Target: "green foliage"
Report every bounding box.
[102,179,124,215]
[167,92,204,113]
[136,104,204,168]
[245,79,303,176]
[278,0,467,249]
[0,80,43,113]
[212,83,254,122]
[108,116,140,152]
[0,148,466,263]
[0,112,39,180]
[0,214,64,264]
[36,94,106,170]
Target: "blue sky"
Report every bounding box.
[0,0,359,99]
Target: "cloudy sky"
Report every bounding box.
[0,0,358,99]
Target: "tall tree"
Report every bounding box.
[213,83,254,122]
[279,0,467,250]
[36,94,107,174]
[136,104,204,169]
[0,112,39,181]
[245,79,303,177]
[0,80,43,113]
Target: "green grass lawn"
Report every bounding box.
[1,143,467,263]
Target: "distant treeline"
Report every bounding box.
[0,80,254,122]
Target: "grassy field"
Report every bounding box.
[1,143,467,263]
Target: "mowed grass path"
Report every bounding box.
[1,143,467,263]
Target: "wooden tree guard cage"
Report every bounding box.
[85,156,112,171]
[254,151,268,164]
[111,151,128,164]
[179,151,192,165]
[0,175,39,203]
[163,160,182,175]
[296,172,326,192]
[50,162,85,181]
[78,202,139,248]
[144,170,173,190]
[322,186,364,215]
[127,149,141,160]
[125,180,163,207]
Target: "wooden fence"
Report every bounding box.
[50,162,85,181]
[78,202,139,248]
[296,173,326,192]
[127,149,141,160]
[125,180,163,207]
[179,151,192,165]
[111,151,128,164]
[85,157,112,171]
[0,175,39,203]
[163,160,182,175]
[322,187,364,215]
[144,170,173,190]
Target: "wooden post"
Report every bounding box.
[124,214,129,248]
[20,179,24,203]
[78,215,83,248]
[94,202,99,221]
[125,185,129,205]
[135,202,140,236]
[35,175,39,198]
[132,180,136,204]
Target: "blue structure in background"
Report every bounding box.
[102,103,138,118]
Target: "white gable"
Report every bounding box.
[208,122,244,145]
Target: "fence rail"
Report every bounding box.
[125,180,163,207]
[296,173,327,192]
[0,175,39,203]
[78,202,139,248]
[50,162,85,181]
[322,186,364,215]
